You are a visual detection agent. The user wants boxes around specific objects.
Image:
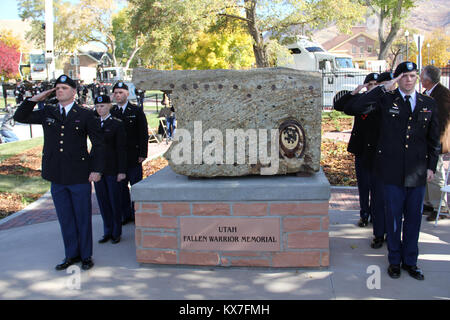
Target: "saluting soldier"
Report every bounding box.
[13,74,105,271]
[111,82,149,225]
[93,94,127,244]
[353,62,440,281]
[334,73,379,230]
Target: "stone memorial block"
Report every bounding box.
[132,67,322,177]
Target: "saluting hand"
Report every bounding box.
[117,173,126,182]
[89,172,102,183]
[427,169,434,182]
[29,88,56,102]
[384,74,403,91]
[351,84,367,95]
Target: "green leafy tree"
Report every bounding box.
[360,0,417,60]
[128,0,365,68]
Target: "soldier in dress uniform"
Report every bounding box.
[13,74,105,271]
[333,73,379,229]
[110,81,149,225]
[353,62,440,280]
[93,95,127,244]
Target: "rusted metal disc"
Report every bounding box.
[279,120,306,159]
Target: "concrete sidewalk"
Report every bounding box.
[0,206,448,300]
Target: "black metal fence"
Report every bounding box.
[321,71,369,110]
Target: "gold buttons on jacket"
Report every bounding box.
[405,145,409,148]
[60,148,63,152]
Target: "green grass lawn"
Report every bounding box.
[0,97,16,111]
[0,137,44,162]
[0,175,50,194]
[0,137,48,216]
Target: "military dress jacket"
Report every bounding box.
[13,99,105,185]
[111,102,149,168]
[99,116,127,176]
[334,92,381,169]
[353,86,440,187]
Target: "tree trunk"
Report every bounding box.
[125,38,141,69]
[377,0,403,61]
[245,0,269,67]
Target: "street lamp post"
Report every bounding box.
[404,30,409,61]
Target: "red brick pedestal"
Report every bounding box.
[132,167,330,268]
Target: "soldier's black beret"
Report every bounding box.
[54,74,77,89]
[112,82,128,92]
[94,95,111,104]
[376,72,394,83]
[394,61,417,78]
[364,73,379,84]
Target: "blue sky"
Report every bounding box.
[0,0,21,20]
[0,0,125,21]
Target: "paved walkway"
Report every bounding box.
[0,135,449,301]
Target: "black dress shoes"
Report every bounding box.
[98,235,111,243]
[422,204,434,214]
[111,236,121,244]
[55,256,81,271]
[370,237,384,249]
[387,264,401,279]
[81,258,94,270]
[122,217,135,225]
[358,218,369,227]
[402,264,424,280]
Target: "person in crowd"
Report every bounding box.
[420,65,450,221]
[111,81,149,225]
[93,94,127,244]
[162,91,176,142]
[135,87,146,109]
[13,74,105,271]
[77,80,89,105]
[14,80,26,106]
[353,62,440,281]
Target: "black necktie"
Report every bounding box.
[405,95,412,113]
[61,108,66,121]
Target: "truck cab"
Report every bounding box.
[283,37,368,108]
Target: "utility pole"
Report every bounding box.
[45,0,55,80]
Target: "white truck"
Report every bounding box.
[98,66,136,100]
[280,37,368,108]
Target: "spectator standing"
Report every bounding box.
[420,65,450,221]
[1,104,19,143]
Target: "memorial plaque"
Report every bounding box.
[180,217,281,251]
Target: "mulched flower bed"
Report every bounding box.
[0,117,356,218]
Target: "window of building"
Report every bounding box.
[68,70,74,78]
[367,46,373,53]
[352,46,357,54]
[360,47,364,54]
[358,36,365,43]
